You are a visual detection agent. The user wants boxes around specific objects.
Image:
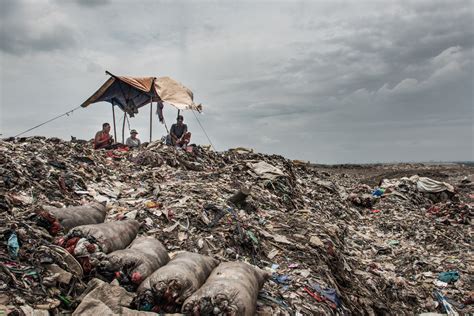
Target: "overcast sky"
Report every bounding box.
[1,0,473,163]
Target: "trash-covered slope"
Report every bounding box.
[1,137,473,315]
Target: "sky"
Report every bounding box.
[0,0,473,163]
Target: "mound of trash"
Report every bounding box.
[1,136,473,315]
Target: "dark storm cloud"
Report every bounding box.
[0,0,472,163]
[0,0,18,18]
[0,1,77,55]
[74,0,110,7]
[0,25,77,55]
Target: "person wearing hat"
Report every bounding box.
[126,129,141,148]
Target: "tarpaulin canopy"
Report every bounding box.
[81,72,202,116]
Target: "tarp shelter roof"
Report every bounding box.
[81,74,202,116]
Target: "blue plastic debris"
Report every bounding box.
[8,232,20,259]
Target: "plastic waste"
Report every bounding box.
[8,232,19,259]
[372,188,385,197]
[438,271,460,283]
[434,290,459,316]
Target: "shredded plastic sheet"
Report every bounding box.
[381,175,455,193]
[135,252,219,313]
[182,262,270,316]
[99,236,170,288]
[247,161,286,180]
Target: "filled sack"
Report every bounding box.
[182,261,270,316]
[135,251,219,313]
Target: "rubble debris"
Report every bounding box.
[427,201,472,225]
[182,262,270,316]
[1,137,473,315]
[135,251,219,313]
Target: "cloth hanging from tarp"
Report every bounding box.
[154,77,202,112]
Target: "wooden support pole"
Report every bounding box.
[122,112,126,144]
[149,98,153,143]
[111,102,117,143]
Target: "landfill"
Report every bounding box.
[0,136,473,315]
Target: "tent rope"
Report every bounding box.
[13,105,82,138]
[163,119,170,134]
[191,109,216,151]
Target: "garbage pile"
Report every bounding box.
[1,136,473,315]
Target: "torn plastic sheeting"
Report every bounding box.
[416,176,455,193]
[182,262,270,316]
[135,251,218,313]
[40,202,107,233]
[247,161,286,180]
[100,236,170,286]
[67,220,140,254]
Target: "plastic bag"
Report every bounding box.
[182,262,270,316]
[8,232,19,259]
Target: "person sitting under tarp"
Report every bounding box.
[168,115,191,148]
[126,129,141,149]
[94,123,114,150]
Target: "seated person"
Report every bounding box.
[126,129,141,148]
[170,115,191,148]
[94,123,114,149]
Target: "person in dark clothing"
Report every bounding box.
[170,115,191,147]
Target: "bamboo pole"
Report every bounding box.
[122,112,126,143]
[111,102,117,142]
[149,98,153,143]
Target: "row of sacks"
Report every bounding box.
[131,250,270,315]
[52,215,269,315]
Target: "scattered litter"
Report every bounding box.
[0,137,472,315]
